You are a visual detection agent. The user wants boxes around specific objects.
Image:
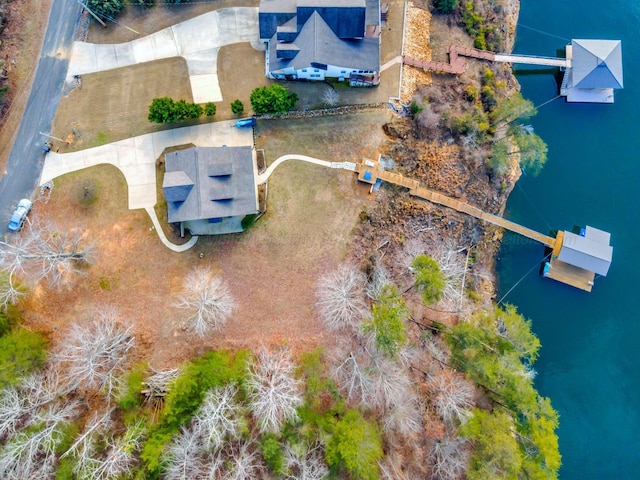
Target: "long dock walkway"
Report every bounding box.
[404,45,570,75]
[494,53,570,68]
[356,163,557,248]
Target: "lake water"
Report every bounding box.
[496,0,640,477]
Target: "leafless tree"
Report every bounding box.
[224,440,263,480]
[176,267,236,337]
[91,423,145,479]
[431,372,475,427]
[416,106,441,140]
[246,347,303,433]
[55,307,135,397]
[322,88,340,107]
[0,220,94,306]
[65,409,114,479]
[284,441,328,480]
[0,386,25,442]
[331,350,374,408]
[164,424,209,480]
[365,260,391,301]
[430,436,470,480]
[383,392,423,437]
[316,264,368,331]
[0,400,78,479]
[195,384,244,451]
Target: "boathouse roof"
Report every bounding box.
[571,39,623,90]
[558,226,613,276]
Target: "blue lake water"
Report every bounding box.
[496,0,640,477]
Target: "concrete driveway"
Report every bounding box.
[40,120,254,209]
[67,7,261,103]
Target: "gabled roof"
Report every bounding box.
[163,170,194,202]
[163,146,257,223]
[558,226,613,276]
[268,11,379,72]
[571,39,623,89]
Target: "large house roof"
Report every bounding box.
[163,146,257,223]
[268,11,379,72]
[571,39,623,89]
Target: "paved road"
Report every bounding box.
[0,0,82,229]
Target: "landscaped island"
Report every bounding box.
[0,0,561,478]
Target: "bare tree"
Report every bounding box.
[383,393,423,437]
[430,436,470,480]
[164,424,209,480]
[284,441,328,480]
[224,440,263,480]
[55,307,135,397]
[0,386,25,442]
[194,384,244,451]
[246,347,303,433]
[332,350,375,408]
[365,260,391,301]
[316,264,368,331]
[176,267,236,337]
[0,220,94,305]
[62,409,114,477]
[431,372,475,427]
[322,88,340,107]
[91,423,145,479]
[0,400,78,479]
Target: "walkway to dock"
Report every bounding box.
[494,53,570,68]
[355,163,557,248]
[403,45,569,75]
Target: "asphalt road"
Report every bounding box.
[0,0,82,228]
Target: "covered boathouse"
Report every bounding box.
[561,39,623,103]
[544,226,613,292]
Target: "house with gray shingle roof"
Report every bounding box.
[259,0,381,86]
[162,146,259,235]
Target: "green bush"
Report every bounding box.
[250,85,298,114]
[487,140,510,176]
[86,0,125,18]
[117,362,148,410]
[141,350,251,477]
[204,102,217,116]
[0,328,47,389]
[162,350,250,430]
[326,410,383,480]
[433,0,458,13]
[412,255,446,305]
[231,99,244,115]
[362,285,408,358]
[148,97,203,123]
[261,433,286,474]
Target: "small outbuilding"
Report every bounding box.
[544,225,613,292]
[561,39,623,103]
[162,146,259,236]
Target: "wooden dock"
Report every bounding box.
[543,230,596,291]
[355,163,557,248]
[404,45,570,76]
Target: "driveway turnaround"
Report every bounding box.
[66,7,260,103]
[41,120,253,209]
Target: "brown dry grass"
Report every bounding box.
[24,111,392,368]
[0,0,53,170]
[51,57,194,152]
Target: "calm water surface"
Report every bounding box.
[496,0,640,477]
